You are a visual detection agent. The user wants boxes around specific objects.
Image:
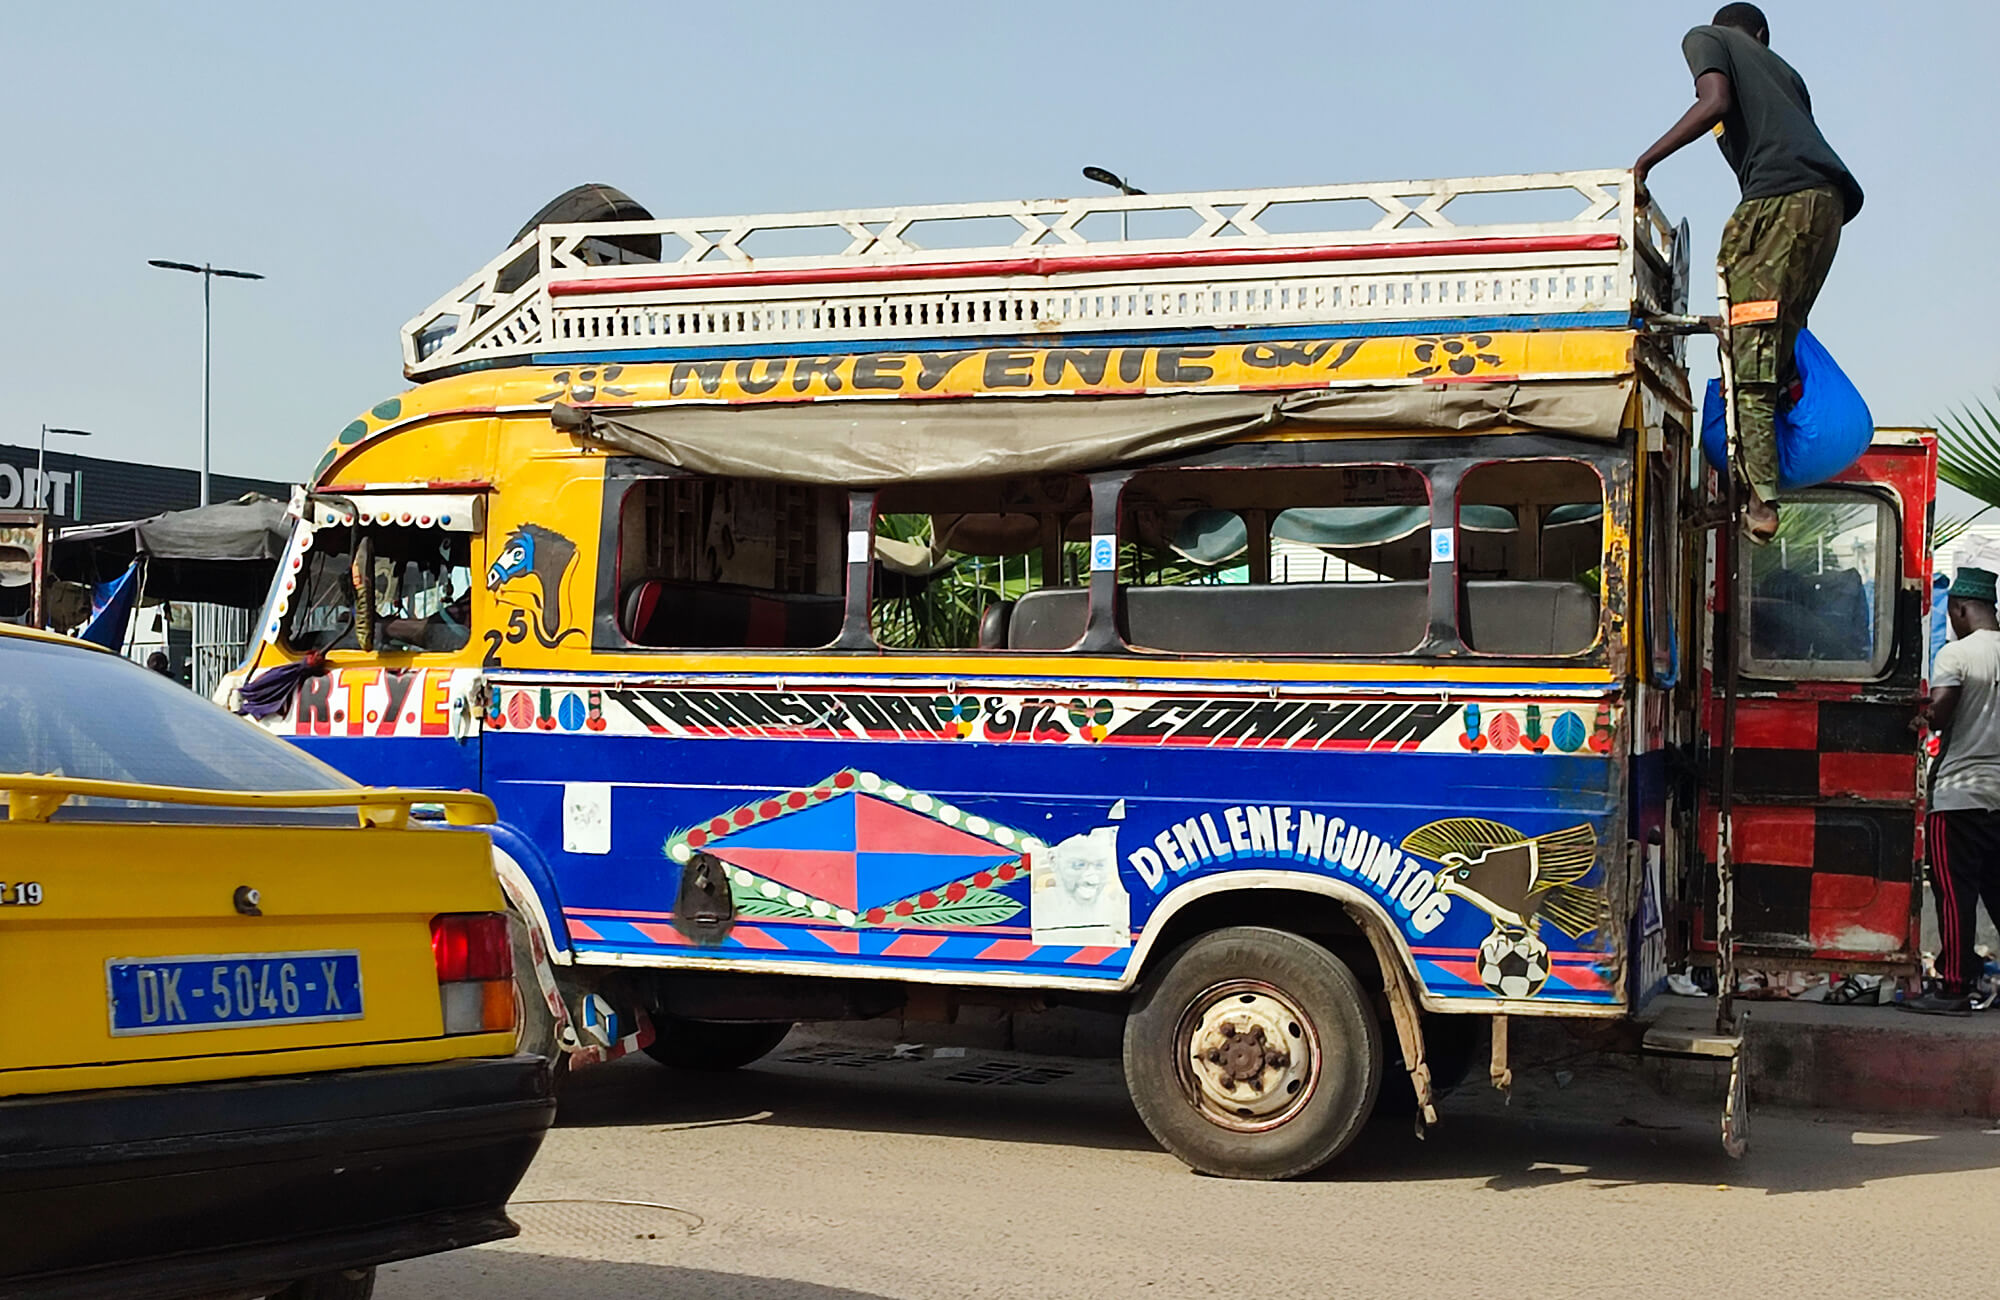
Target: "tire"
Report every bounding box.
[642,1016,793,1071]
[1123,926,1382,1180]
[496,184,658,293]
[269,1267,376,1299]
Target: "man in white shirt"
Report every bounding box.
[1910,566,2000,1014]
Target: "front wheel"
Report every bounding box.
[1123,926,1382,1180]
[642,1016,793,1071]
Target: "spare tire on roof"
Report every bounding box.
[496,183,658,293]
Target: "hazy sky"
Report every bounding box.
[4,1,1992,504]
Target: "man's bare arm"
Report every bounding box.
[1928,684,1963,739]
[1635,71,1733,188]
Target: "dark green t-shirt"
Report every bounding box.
[1683,24,1863,221]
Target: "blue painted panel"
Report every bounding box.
[481,727,1624,1006]
[289,735,481,793]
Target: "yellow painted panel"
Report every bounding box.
[313,331,1640,486]
[0,1032,519,1098]
[0,821,505,1088]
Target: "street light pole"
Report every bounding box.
[35,424,92,514]
[148,259,264,506]
[1082,166,1146,243]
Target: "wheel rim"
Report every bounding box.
[1173,979,1321,1132]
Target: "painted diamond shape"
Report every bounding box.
[666,771,1030,916]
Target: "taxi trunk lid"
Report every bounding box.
[0,812,510,1094]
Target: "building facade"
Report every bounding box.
[0,443,290,526]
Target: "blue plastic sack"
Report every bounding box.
[1700,328,1873,491]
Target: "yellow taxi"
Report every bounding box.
[0,624,554,1298]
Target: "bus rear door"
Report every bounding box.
[1698,430,1936,975]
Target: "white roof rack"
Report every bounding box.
[402,169,1684,381]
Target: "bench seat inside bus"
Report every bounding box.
[1002,581,1596,655]
[622,578,844,648]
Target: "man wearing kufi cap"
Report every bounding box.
[1910,565,2000,1014]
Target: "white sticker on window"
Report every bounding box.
[1090,534,1117,572]
[847,530,870,564]
[1430,528,1456,564]
[563,782,612,856]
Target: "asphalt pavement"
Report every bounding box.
[380,1031,2000,1299]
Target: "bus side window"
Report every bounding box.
[282,525,358,654]
[1457,460,1605,657]
[617,477,846,649]
[1741,490,1897,680]
[371,528,472,652]
[1115,464,1431,657]
[280,524,472,655]
[871,475,1090,651]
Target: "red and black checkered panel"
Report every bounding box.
[1697,698,1921,961]
[1709,699,1918,802]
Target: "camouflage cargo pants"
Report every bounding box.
[1719,185,1844,503]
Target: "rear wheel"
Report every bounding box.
[1123,926,1382,1180]
[642,1016,793,1071]
[269,1267,375,1299]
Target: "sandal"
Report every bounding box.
[1741,502,1780,547]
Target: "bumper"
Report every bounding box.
[0,1054,554,1300]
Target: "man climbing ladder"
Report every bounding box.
[1635,2,1864,542]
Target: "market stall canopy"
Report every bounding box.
[553,380,1634,487]
[52,494,292,605]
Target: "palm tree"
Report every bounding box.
[1937,391,2000,549]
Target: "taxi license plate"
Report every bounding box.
[107,951,363,1035]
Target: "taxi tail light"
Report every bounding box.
[432,913,515,1035]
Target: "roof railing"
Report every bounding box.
[402,169,1683,380]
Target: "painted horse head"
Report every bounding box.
[487,523,577,641]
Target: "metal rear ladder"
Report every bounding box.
[1645,278,1751,1157]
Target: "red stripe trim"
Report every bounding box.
[548,233,1623,298]
[726,925,787,951]
[1066,946,1122,965]
[808,929,861,955]
[977,938,1040,962]
[565,918,603,942]
[882,933,948,959]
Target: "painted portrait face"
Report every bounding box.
[1051,840,1109,903]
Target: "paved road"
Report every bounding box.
[381,1033,2000,1299]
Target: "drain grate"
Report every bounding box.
[778,1046,909,1069]
[942,1061,1073,1087]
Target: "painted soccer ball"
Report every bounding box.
[1477,926,1550,999]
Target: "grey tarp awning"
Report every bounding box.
[555,378,1634,486]
[52,494,293,605]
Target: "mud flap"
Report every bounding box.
[1722,1012,1751,1159]
[515,898,653,1070]
[674,850,738,945]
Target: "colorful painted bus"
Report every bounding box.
[221,171,1933,1178]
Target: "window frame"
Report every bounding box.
[588,439,1630,669]
[1737,484,1900,683]
[1452,456,1609,660]
[276,504,479,660]
[1113,462,1437,659]
[598,466,854,653]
